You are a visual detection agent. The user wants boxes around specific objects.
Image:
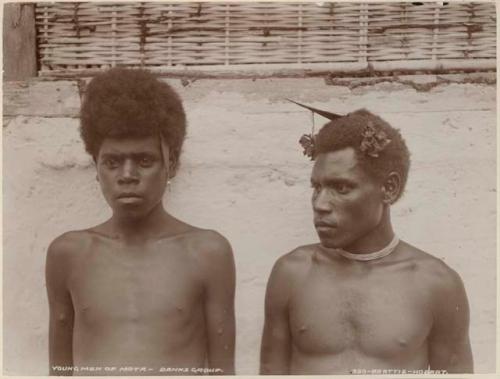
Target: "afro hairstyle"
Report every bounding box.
[80,68,186,163]
[315,109,411,202]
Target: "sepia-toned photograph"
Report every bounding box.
[3,1,497,376]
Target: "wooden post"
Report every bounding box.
[3,3,37,81]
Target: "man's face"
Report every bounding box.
[311,148,384,249]
[96,136,169,219]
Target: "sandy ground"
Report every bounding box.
[2,75,496,374]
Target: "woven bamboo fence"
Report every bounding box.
[35,2,496,75]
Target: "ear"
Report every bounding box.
[168,157,178,179]
[381,172,401,205]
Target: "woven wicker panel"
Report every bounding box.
[227,3,302,65]
[144,3,229,66]
[300,3,363,63]
[436,2,497,59]
[35,2,496,72]
[368,2,437,61]
[37,2,145,69]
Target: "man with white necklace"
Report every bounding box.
[260,105,472,375]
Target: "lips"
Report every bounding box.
[116,193,143,204]
[314,220,335,228]
[314,220,337,233]
[117,192,141,198]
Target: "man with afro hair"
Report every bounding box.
[46,68,235,376]
[260,107,472,374]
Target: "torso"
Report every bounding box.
[286,242,439,374]
[64,228,213,375]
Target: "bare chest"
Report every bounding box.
[69,245,202,328]
[289,266,433,359]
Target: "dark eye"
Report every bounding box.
[103,157,119,169]
[139,156,154,167]
[334,183,351,194]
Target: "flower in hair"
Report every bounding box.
[299,133,316,160]
[359,124,391,158]
[287,99,343,161]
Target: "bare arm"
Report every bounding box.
[260,257,294,375]
[201,233,236,375]
[428,266,473,373]
[46,235,75,376]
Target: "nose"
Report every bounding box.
[118,159,139,185]
[312,188,333,213]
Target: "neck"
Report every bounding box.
[110,202,170,244]
[343,206,395,254]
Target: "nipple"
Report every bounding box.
[398,338,408,347]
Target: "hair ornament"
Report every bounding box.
[299,133,316,160]
[286,99,343,121]
[287,99,343,161]
[359,123,392,158]
[288,99,391,160]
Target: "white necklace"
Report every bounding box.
[323,235,400,261]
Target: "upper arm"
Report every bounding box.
[46,234,76,374]
[428,265,473,373]
[199,232,236,374]
[260,255,297,375]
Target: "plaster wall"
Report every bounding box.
[3,76,496,374]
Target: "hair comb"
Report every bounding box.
[288,100,391,160]
[287,99,344,160]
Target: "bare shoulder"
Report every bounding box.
[180,229,235,278]
[153,218,232,259]
[267,244,316,292]
[186,228,232,258]
[263,244,316,308]
[47,230,93,260]
[272,244,316,277]
[399,241,466,297]
[46,230,94,286]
